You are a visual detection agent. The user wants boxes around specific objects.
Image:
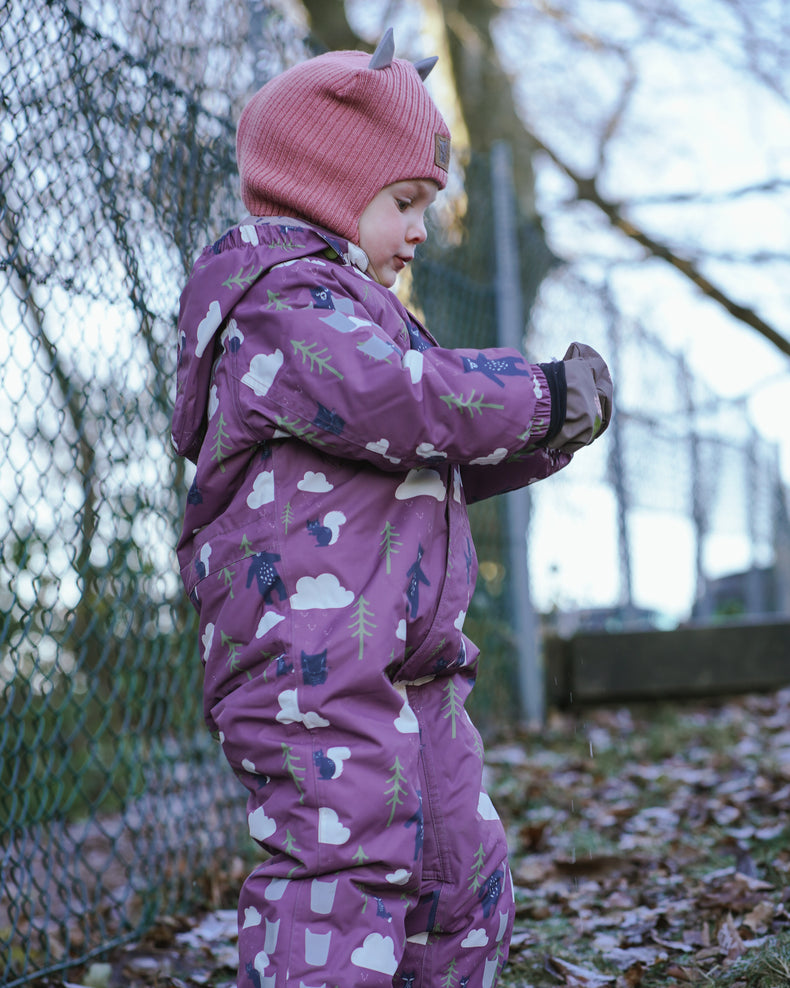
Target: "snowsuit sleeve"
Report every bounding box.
[460,445,572,504]
[222,250,563,478]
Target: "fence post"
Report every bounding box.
[601,286,635,615]
[681,356,710,618]
[490,142,544,726]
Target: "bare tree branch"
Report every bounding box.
[626,179,790,206]
[532,134,790,358]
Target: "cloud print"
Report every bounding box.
[395,469,446,502]
[351,933,398,976]
[402,349,424,384]
[255,611,285,640]
[208,384,219,420]
[241,350,283,396]
[470,447,509,466]
[247,470,275,509]
[366,438,401,464]
[318,807,350,845]
[416,442,447,459]
[201,622,214,662]
[477,791,500,821]
[248,806,276,841]
[454,610,467,631]
[275,689,329,730]
[393,685,419,734]
[242,906,262,929]
[290,574,354,611]
[196,299,222,357]
[297,471,333,493]
[461,928,490,949]
[386,869,411,885]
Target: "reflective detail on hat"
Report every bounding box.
[434,133,450,171]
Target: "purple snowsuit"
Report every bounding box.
[172,217,571,988]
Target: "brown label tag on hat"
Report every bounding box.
[434,134,450,171]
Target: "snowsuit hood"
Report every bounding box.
[173,220,352,463]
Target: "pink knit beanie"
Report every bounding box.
[236,30,451,243]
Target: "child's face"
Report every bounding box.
[357,179,438,288]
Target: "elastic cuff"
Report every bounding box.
[537,361,567,445]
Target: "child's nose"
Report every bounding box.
[408,216,427,243]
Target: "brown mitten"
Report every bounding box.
[545,343,613,453]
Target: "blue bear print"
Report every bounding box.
[246,551,287,603]
[478,868,503,918]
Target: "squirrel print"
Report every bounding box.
[306,510,346,547]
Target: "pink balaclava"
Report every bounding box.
[235,29,451,244]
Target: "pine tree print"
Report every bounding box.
[281,502,294,534]
[219,566,235,598]
[240,534,255,557]
[267,233,304,251]
[264,289,291,310]
[352,845,370,865]
[281,743,306,804]
[259,651,277,682]
[440,958,459,988]
[384,757,408,827]
[221,263,264,290]
[210,413,232,472]
[275,415,326,446]
[291,340,344,380]
[467,842,486,893]
[441,677,463,739]
[472,728,484,762]
[348,595,376,661]
[221,630,249,678]
[439,390,505,417]
[429,637,447,662]
[379,521,402,574]
[283,829,301,855]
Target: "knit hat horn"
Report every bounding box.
[236,28,451,243]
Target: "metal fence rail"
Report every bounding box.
[2,2,789,984]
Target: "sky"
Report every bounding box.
[486,3,790,623]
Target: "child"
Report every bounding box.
[172,29,612,988]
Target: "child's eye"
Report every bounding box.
[396,198,412,212]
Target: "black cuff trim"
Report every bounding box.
[538,361,567,444]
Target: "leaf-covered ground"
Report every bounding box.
[55,688,790,988]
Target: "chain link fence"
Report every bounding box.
[2,3,249,984]
[2,1,789,983]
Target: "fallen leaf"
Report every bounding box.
[615,963,645,987]
[716,913,745,961]
[742,899,775,933]
[545,954,616,986]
